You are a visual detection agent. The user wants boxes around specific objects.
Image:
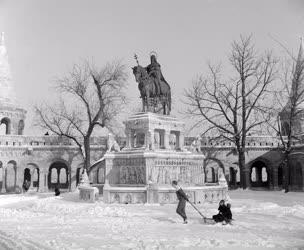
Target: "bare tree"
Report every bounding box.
[267,40,304,192]
[184,35,277,189]
[35,60,128,172]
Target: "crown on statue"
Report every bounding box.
[149,51,158,59]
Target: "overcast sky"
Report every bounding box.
[0,0,304,135]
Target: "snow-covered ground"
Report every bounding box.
[0,190,303,250]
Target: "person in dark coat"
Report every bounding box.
[212,200,226,223]
[223,203,232,224]
[22,180,30,193]
[172,180,189,224]
[54,186,60,196]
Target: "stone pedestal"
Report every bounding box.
[78,170,99,202]
[147,183,159,203]
[99,112,228,204]
[79,186,99,202]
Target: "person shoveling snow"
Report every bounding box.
[171,180,189,224]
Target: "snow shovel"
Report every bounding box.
[187,200,207,222]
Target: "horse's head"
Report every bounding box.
[132,66,141,83]
[132,65,149,83]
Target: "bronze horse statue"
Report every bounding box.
[132,65,171,115]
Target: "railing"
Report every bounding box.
[0,135,108,147]
[184,135,300,148]
[0,134,303,148]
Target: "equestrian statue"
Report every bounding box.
[132,52,171,115]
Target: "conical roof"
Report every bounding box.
[281,37,304,114]
[0,32,18,107]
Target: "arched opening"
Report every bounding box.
[23,164,40,191]
[24,168,31,183]
[18,120,25,135]
[282,122,290,136]
[48,161,69,190]
[134,132,145,148]
[294,162,303,190]
[6,161,17,192]
[205,158,224,183]
[169,131,180,150]
[169,133,176,150]
[154,129,165,149]
[0,117,11,135]
[32,167,39,188]
[206,167,216,183]
[250,161,269,188]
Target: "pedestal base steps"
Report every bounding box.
[103,184,228,204]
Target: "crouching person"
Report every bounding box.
[172,180,189,224]
[223,203,232,224]
[212,199,226,223]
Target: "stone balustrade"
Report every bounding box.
[0,135,108,147]
[103,184,228,204]
[1,134,303,149]
[184,135,304,148]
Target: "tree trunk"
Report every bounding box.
[238,150,248,189]
[283,153,290,193]
[84,137,91,172]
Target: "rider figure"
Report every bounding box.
[146,54,165,96]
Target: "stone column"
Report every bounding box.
[256,168,262,185]
[125,129,132,148]
[70,168,77,191]
[146,130,154,150]
[1,167,6,193]
[30,168,35,190]
[38,170,47,192]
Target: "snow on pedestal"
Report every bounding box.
[78,169,99,202]
[219,174,228,187]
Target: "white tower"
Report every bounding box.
[279,37,304,137]
[0,32,26,135]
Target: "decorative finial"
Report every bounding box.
[0,32,4,46]
[134,53,139,65]
[149,51,158,59]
